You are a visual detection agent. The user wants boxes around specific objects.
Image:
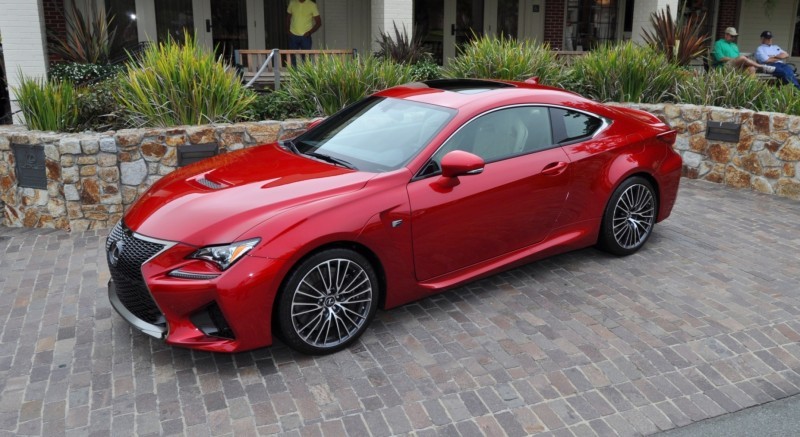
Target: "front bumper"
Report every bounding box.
[106,224,287,352]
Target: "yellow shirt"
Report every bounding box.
[287,0,320,36]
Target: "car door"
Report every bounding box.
[407,106,572,281]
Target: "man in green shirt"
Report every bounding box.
[713,27,774,74]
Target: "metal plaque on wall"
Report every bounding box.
[177,143,219,167]
[11,144,47,189]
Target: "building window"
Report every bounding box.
[155,0,194,43]
[565,0,617,51]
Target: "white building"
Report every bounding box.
[1,0,797,124]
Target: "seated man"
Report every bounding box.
[755,30,800,90]
[713,27,774,74]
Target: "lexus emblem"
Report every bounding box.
[108,240,125,267]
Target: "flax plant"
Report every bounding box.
[284,55,414,116]
[49,0,117,64]
[673,68,768,109]
[115,32,256,127]
[442,34,565,85]
[568,42,680,103]
[14,74,79,132]
[641,5,709,67]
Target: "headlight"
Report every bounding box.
[190,238,260,270]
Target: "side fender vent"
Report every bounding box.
[197,177,225,190]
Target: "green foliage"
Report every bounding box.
[49,0,117,64]
[115,32,256,127]
[642,5,709,67]
[75,79,125,131]
[410,59,442,81]
[283,55,415,116]
[247,90,315,120]
[760,83,800,115]
[672,68,769,108]
[567,42,681,103]
[13,74,79,132]
[442,34,565,85]
[375,23,431,64]
[49,62,124,85]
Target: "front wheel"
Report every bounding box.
[277,248,379,355]
[597,176,658,256]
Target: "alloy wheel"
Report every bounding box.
[611,183,656,250]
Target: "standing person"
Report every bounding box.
[286,0,321,50]
[713,27,773,75]
[755,30,800,90]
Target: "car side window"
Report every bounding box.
[550,108,603,144]
[419,107,554,178]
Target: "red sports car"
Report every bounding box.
[105,79,681,354]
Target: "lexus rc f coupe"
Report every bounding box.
[105,78,681,354]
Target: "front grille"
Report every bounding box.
[106,221,167,325]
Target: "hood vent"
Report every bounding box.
[197,177,226,190]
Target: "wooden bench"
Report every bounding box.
[234,49,358,90]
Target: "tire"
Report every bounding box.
[277,248,379,355]
[597,176,658,256]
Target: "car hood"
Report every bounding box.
[123,143,374,246]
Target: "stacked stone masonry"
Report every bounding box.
[0,120,310,231]
[621,104,800,200]
[2,104,800,231]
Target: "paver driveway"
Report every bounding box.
[1,179,799,436]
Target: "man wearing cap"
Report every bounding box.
[755,30,800,90]
[713,27,772,74]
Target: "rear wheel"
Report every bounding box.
[598,177,657,256]
[277,248,379,355]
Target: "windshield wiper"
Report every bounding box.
[304,152,356,170]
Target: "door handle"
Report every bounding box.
[541,161,568,176]
[206,19,212,32]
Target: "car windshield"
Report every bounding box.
[293,97,456,172]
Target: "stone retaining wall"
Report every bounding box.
[0,120,310,231]
[2,103,799,231]
[621,103,800,199]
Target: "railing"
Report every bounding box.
[235,48,358,90]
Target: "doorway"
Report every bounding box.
[414,0,543,65]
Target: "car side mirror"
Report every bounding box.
[440,150,484,178]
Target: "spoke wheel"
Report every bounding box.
[598,177,657,256]
[278,249,378,354]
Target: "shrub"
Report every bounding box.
[75,79,125,131]
[442,34,565,85]
[49,62,124,85]
[760,84,800,115]
[375,23,431,64]
[247,90,315,120]
[567,42,681,103]
[115,32,256,127]
[283,55,414,116]
[410,59,442,81]
[13,74,79,132]
[49,1,117,64]
[673,68,768,109]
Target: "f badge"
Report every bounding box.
[108,240,125,267]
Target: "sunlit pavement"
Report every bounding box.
[1,178,799,436]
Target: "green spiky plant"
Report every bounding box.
[672,68,769,108]
[13,73,79,132]
[567,42,681,103]
[115,31,256,127]
[442,34,565,85]
[283,55,414,116]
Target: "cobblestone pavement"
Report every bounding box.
[1,178,800,436]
